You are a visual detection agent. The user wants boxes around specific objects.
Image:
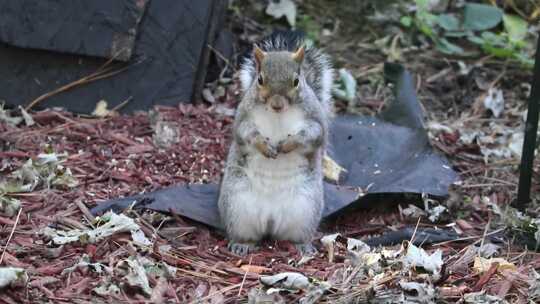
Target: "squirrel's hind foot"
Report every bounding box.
[295,243,317,256]
[228,242,257,256]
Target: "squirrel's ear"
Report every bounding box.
[292,45,305,63]
[253,45,266,69]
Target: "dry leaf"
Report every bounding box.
[240,265,271,274]
[473,257,517,273]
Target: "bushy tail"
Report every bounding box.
[239,31,334,115]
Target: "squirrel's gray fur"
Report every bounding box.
[239,33,334,120]
[218,33,334,256]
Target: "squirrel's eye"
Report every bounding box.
[293,77,299,87]
[257,75,264,86]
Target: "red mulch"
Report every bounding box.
[0,104,538,303]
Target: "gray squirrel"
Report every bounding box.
[218,33,334,256]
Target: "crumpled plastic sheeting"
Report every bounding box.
[91,63,458,229]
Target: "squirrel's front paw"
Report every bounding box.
[228,242,257,256]
[277,135,301,154]
[253,136,278,159]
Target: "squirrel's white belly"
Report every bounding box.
[251,106,305,145]
[246,153,307,192]
[241,155,314,240]
[231,170,315,241]
[235,106,315,239]
[247,105,308,192]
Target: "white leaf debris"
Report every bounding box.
[19,106,35,126]
[477,243,500,258]
[260,272,310,290]
[42,211,146,245]
[347,238,371,254]
[92,100,113,117]
[463,290,507,303]
[93,281,122,297]
[265,0,297,27]
[321,233,340,262]
[0,103,23,126]
[401,204,426,219]
[259,272,330,304]
[248,288,286,303]
[483,88,505,118]
[399,280,436,303]
[139,256,177,278]
[0,267,27,289]
[0,195,21,217]
[131,229,152,246]
[1,151,78,193]
[528,269,540,302]
[507,132,524,158]
[427,121,453,134]
[117,256,153,296]
[403,243,443,279]
[61,254,110,275]
[423,194,447,222]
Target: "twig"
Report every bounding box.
[479,218,491,254]
[74,199,95,224]
[111,96,133,112]
[409,217,422,245]
[472,262,499,292]
[238,256,253,296]
[0,208,22,264]
[432,228,505,246]
[460,183,514,189]
[190,283,242,304]
[25,53,136,111]
[207,44,230,67]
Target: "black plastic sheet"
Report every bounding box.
[0,0,148,61]
[91,63,459,229]
[0,0,222,113]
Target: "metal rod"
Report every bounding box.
[515,36,540,210]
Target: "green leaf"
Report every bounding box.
[435,37,465,55]
[297,15,320,42]
[400,16,413,27]
[503,14,528,44]
[513,52,534,68]
[463,3,503,31]
[481,31,507,47]
[415,0,430,11]
[467,34,485,45]
[483,44,515,58]
[445,31,469,38]
[437,14,460,31]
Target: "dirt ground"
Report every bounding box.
[1,1,539,303]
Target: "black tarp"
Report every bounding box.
[0,0,148,61]
[0,0,225,113]
[91,63,459,229]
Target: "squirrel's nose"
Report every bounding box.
[271,104,283,112]
[269,95,287,112]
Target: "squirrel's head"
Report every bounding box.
[252,44,305,113]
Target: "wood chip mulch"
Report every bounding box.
[0,104,538,303]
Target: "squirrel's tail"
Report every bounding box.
[239,30,334,114]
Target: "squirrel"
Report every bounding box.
[218,32,334,256]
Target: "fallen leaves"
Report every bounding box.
[0,267,27,289]
[42,211,147,245]
[473,257,517,274]
[0,103,537,302]
[265,0,297,27]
